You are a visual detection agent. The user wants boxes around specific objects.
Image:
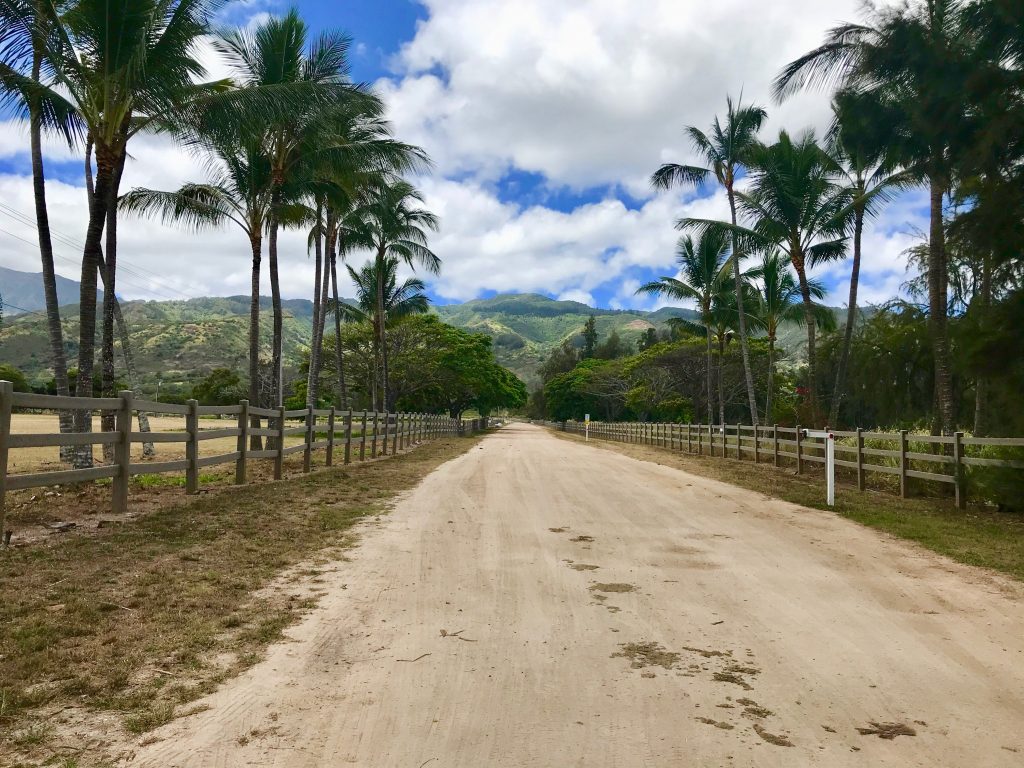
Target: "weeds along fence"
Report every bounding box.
[544,420,1024,509]
[0,380,485,534]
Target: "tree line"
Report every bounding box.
[534,0,1022,435]
[0,0,525,466]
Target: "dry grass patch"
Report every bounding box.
[0,433,484,767]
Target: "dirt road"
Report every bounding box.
[128,423,1024,767]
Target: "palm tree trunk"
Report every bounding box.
[717,336,726,427]
[248,234,262,450]
[793,253,819,428]
[268,199,284,425]
[100,151,126,462]
[309,219,332,407]
[329,248,348,408]
[306,202,324,409]
[376,246,389,411]
[829,206,864,427]
[727,189,760,426]
[765,337,775,424]
[74,143,115,468]
[973,251,991,436]
[928,173,955,435]
[29,50,73,462]
[704,318,713,425]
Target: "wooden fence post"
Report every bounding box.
[392,413,400,454]
[344,409,353,464]
[795,425,803,474]
[274,405,286,481]
[371,411,380,456]
[899,429,908,498]
[855,427,864,491]
[687,423,692,453]
[112,390,133,514]
[735,424,741,460]
[186,399,200,494]
[236,400,249,484]
[0,381,11,543]
[326,406,336,467]
[953,431,965,509]
[381,411,390,455]
[303,405,313,473]
[753,425,759,464]
[773,424,779,467]
[360,410,368,461]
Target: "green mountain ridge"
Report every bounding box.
[1,271,827,392]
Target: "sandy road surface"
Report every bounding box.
[128,423,1024,767]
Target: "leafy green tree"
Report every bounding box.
[193,368,246,407]
[636,230,732,424]
[636,327,659,352]
[594,329,630,360]
[652,96,766,426]
[581,314,598,358]
[339,257,430,323]
[0,363,30,392]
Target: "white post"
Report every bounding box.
[802,428,836,507]
[584,413,590,442]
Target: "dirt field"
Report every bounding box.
[125,423,1024,767]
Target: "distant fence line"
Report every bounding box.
[542,419,1024,508]
[0,381,485,537]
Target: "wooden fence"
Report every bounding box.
[546,419,1024,508]
[0,380,485,535]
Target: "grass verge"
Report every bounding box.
[551,429,1024,582]
[0,432,483,767]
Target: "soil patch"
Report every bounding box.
[569,535,594,542]
[857,722,917,739]
[753,724,794,747]
[612,641,680,670]
[590,582,635,593]
[696,717,734,730]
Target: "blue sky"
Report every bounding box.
[0,0,926,311]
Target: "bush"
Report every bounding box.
[0,364,30,392]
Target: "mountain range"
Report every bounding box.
[0,267,817,392]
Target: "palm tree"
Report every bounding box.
[686,130,849,425]
[651,95,766,427]
[1,0,82,460]
[751,253,832,423]
[773,0,970,433]
[340,256,430,323]
[636,230,732,424]
[348,181,439,410]
[215,11,427,408]
[121,135,274,448]
[824,107,913,426]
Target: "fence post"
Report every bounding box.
[186,399,200,494]
[274,405,285,480]
[392,413,400,454]
[795,424,803,474]
[344,409,353,464]
[899,429,908,498]
[687,423,692,453]
[236,400,249,484]
[773,424,779,467]
[753,425,759,464]
[326,406,336,467]
[360,410,368,461]
[371,411,380,456]
[735,424,741,460]
[855,427,864,491]
[0,381,11,544]
[953,431,965,510]
[112,390,133,514]
[381,411,390,455]
[303,405,313,473]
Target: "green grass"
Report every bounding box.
[0,432,484,766]
[554,430,1024,582]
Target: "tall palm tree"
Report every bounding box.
[751,253,832,423]
[1,0,82,459]
[215,11,427,408]
[651,96,766,427]
[348,181,439,410]
[824,106,913,426]
[773,0,971,433]
[636,230,732,424]
[340,256,430,323]
[121,135,274,447]
[685,130,849,426]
